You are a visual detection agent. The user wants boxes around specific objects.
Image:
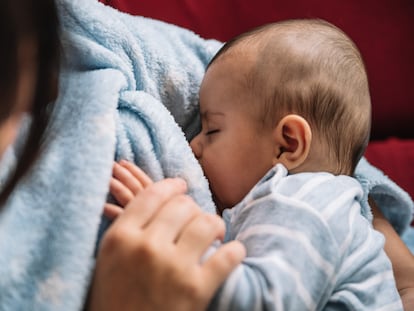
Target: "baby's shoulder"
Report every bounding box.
[276,171,362,204]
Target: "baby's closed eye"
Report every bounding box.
[206,129,220,135]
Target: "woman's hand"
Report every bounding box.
[87,174,245,311]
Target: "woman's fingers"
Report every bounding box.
[116,177,188,229]
[176,213,226,260]
[175,212,246,292]
[144,194,202,242]
[200,240,246,291]
[173,213,245,304]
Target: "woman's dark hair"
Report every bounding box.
[0,0,60,204]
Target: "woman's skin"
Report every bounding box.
[87,175,245,311]
[371,198,414,311]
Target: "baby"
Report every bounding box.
[109,19,403,310]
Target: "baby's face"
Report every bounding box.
[190,57,275,214]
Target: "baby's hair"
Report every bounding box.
[209,19,371,175]
[0,0,60,204]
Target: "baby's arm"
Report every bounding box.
[210,194,401,310]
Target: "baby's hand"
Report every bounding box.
[111,160,153,204]
[105,160,153,219]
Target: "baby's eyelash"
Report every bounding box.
[206,129,219,135]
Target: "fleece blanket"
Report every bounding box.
[0,0,412,310]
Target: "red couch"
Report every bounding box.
[100,0,414,206]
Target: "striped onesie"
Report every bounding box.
[208,164,403,311]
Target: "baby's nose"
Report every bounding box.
[190,134,202,159]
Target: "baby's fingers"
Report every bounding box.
[110,177,134,207]
[103,203,123,220]
[119,160,153,188]
[113,162,146,195]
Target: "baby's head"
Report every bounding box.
[191,19,371,213]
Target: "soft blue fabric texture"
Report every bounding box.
[0,0,218,309]
[0,0,412,310]
[355,157,413,236]
[403,226,414,254]
[0,70,121,311]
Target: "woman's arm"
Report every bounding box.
[370,197,414,311]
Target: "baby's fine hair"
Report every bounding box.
[209,19,371,175]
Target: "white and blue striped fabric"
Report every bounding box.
[208,164,403,311]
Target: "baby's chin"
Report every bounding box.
[212,194,226,216]
[212,193,236,216]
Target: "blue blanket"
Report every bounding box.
[0,0,412,310]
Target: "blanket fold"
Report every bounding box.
[0,0,412,310]
[0,69,123,310]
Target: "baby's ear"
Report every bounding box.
[272,114,312,171]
